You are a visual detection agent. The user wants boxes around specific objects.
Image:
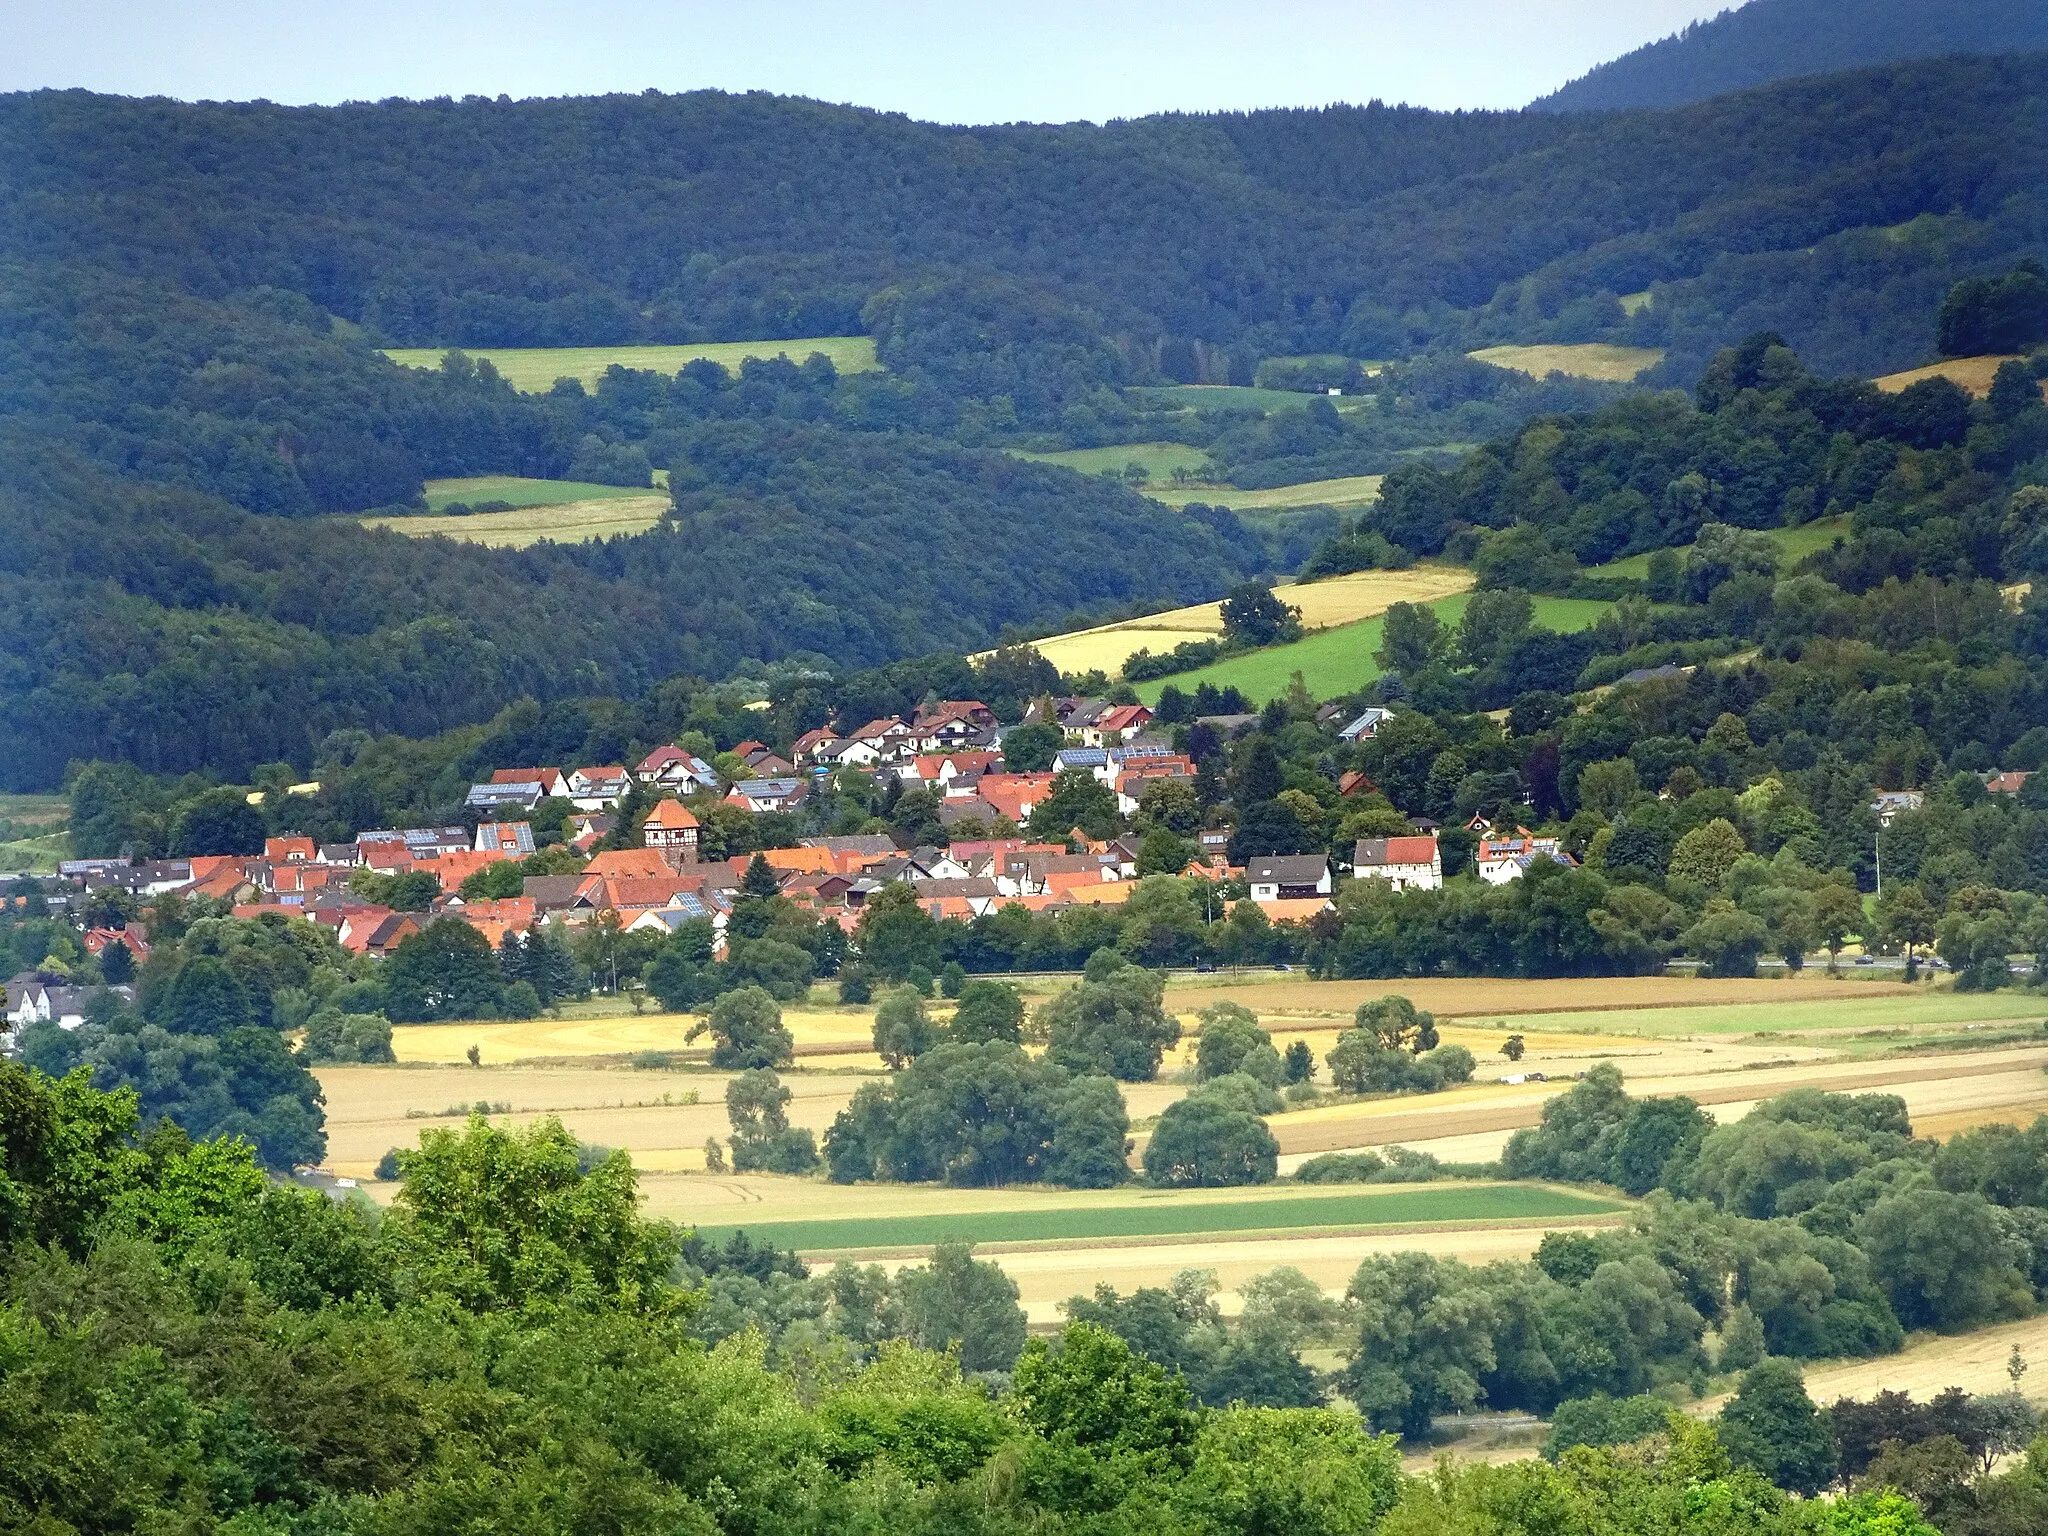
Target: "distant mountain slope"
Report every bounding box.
[1532,0,2048,112]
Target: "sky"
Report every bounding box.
[3,0,1742,122]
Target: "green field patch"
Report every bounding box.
[421,475,663,512]
[693,1183,1620,1253]
[1128,384,1372,414]
[0,794,68,874]
[1591,518,1849,580]
[1501,990,2048,1039]
[1135,593,1610,706]
[1010,442,1214,484]
[383,337,879,393]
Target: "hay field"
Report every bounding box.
[1698,1313,2048,1414]
[1011,442,1213,483]
[382,337,880,392]
[420,474,664,512]
[1130,591,1604,707]
[1874,354,2041,399]
[1143,475,1385,513]
[1468,343,1665,381]
[1019,565,1471,678]
[362,494,669,548]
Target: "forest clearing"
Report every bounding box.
[1466,342,1667,380]
[381,336,881,390]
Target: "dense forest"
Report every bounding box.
[1534,0,2048,113]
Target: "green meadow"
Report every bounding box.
[1127,384,1373,414]
[1135,593,1612,706]
[1010,442,1215,483]
[383,337,880,393]
[421,475,665,512]
[1591,517,1850,580]
[0,793,69,874]
[693,1183,1621,1254]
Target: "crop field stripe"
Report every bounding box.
[690,1184,1620,1253]
[382,338,879,392]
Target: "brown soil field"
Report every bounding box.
[1874,354,2042,399]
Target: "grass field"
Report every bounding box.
[1468,344,1665,382]
[1874,354,2041,399]
[1132,591,1609,706]
[691,1183,1620,1254]
[417,475,663,512]
[382,337,880,392]
[1143,475,1385,512]
[1011,442,1214,484]
[0,793,69,874]
[1018,566,1471,678]
[1127,384,1373,414]
[1591,517,1850,580]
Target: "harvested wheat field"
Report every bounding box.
[384,1002,895,1066]
[1874,354,2041,398]
[1160,972,1915,1023]
[1011,566,1473,678]
[1698,1313,2048,1415]
[362,494,670,547]
[1467,343,1665,381]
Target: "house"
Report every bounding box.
[316,844,360,867]
[641,799,701,862]
[1353,834,1443,892]
[83,927,149,964]
[1871,791,1925,826]
[623,892,721,936]
[566,766,632,810]
[359,913,422,959]
[792,728,845,765]
[566,812,614,852]
[1069,703,1153,748]
[1245,855,1332,904]
[1338,707,1392,743]
[635,747,720,792]
[58,857,132,883]
[803,834,899,863]
[1053,746,1112,783]
[522,875,591,916]
[740,746,797,778]
[136,859,195,893]
[846,718,918,763]
[974,772,1056,827]
[1983,770,2033,796]
[914,701,997,749]
[475,822,537,856]
[1476,831,1575,885]
[5,976,135,1031]
[584,849,678,879]
[264,836,315,864]
[1616,663,1689,687]
[492,766,569,799]
[725,778,809,814]
[467,781,544,814]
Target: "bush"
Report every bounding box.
[692,986,794,1070]
[1543,1394,1676,1460]
[374,1148,403,1182]
[297,1008,396,1064]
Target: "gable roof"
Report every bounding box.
[1246,855,1330,884]
[643,799,700,830]
[1355,835,1439,866]
[584,848,674,878]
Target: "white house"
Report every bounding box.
[1245,855,1333,904]
[1475,831,1573,885]
[1353,834,1443,892]
[1338,707,1392,743]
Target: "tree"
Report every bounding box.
[1143,1097,1278,1187]
[725,1068,818,1174]
[1684,903,1770,977]
[1715,1359,1837,1496]
[1219,581,1301,647]
[691,986,794,1069]
[1542,1394,1676,1460]
[1353,994,1434,1053]
[384,918,506,1022]
[1855,1187,2028,1331]
[1282,1040,1315,1084]
[377,1114,677,1314]
[741,853,781,899]
[898,1242,1027,1372]
[855,883,944,981]
[1875,881,1936,961]
[873,984,938,1068]
[1499,1034,1525,1062]
[1013,1322,1200,1511]
[1001,721,1064,773]
[1194,1002,1277,1082]
[1374,602,1445,677]
[1575,758,1640,820]
[1668,817,1747,890]
[169,790,267,857]
[1039,950,1181,1081]
[162,954,253,1034]
[1028,768,1122,842]
[1810,883,1865,970]
[949,979,1024,1044]
[1340,1251,1500,1438]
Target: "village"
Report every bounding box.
[3,691,1600,1032]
